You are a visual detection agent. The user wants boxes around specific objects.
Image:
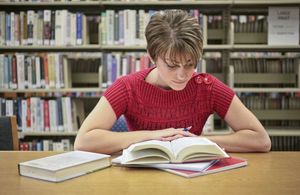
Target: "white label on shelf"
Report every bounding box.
[268,7,299,45]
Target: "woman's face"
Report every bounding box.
[155,55,196,91]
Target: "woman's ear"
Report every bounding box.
[146,51,155,64]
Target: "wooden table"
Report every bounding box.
[0,151,299,195]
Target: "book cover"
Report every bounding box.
[161,157,247,178]
[18,151,111,182]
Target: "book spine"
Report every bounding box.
[11,54,18,89]
[43,10,51,45]
[36,11,43,45]
[50,11,55,46]
[76,12,83,45]
[5,13,11,46]
[10,12,15,46]
[27,10,34,45]
[44,100,50,132]
[26,98,31,131]
[0,54,4,88]
[0,12,5,45]
[16,54,25,89]
[35,56,41,88]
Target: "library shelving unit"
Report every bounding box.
[0,0,299,151]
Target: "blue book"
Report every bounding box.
[76,12,82,45]
[111,55,117,82]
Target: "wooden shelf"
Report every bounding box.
[232,44,300,51]
[18,131,78,139]
[0,45,101,52]
[234,88,300,93]
[101,44,233,51]
[1,44,300,52]
[230,56,300,59]
[0,88,103,93]
[1,0,299,7]
[0,2,101,6]
[203,129,233,136]
[252,110,300,120]
[0,44,232,51]
[102,0,232,6]
[233,0,300,5]
[267,129,300,136]
[234,73,296,84]
[101,45,146,51]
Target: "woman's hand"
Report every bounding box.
[150,127,196,142]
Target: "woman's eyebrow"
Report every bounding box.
[165,59,193,66]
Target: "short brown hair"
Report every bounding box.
[145,10,203,67]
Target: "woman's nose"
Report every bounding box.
[176,68,187,80]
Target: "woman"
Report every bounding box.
[74,10,271,154]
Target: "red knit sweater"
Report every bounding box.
[104,67,234,135]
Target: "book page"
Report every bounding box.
[20,151,109,171]
[121,147,170,164]
[127,140,172,154]
[170,137,215,158]
[121,140,173,164]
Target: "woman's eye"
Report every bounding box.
[167,64,177,69]
[185,64,195,69]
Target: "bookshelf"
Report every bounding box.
[0,0,299,151]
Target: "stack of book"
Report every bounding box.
[112,137,247,178]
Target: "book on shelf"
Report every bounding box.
[112,155,218,172]
[18,151,111,182]
[121,137,229,165]
[19,138,73,151]
[161,156,247,178]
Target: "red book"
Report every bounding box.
[11,54,18,89]
[26,98,31,131]
[160,156,247,178]
[44,100,50,131]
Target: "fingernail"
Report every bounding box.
[183,126,192,131]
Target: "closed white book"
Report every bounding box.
[27,10,34,45]
[0,12,5,45]
[21,99,27,132]
[16,54,25,89]
[106,10,115,45]
[36,11,43,45]
[0,54,4,88]
[55,10,63,46]
[33,12,38,45]
[43,10,51,45]
[35,56,41,88]
[70,13,77,46]
[64,97,73,132]
[10,12,15,46]
[18,151,111,182]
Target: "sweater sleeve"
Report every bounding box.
[210,76,235,119]
[103,78,129,118]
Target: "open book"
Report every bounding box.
[18,151,111,182]
[121,137,229,164]
[112,155,218,172]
